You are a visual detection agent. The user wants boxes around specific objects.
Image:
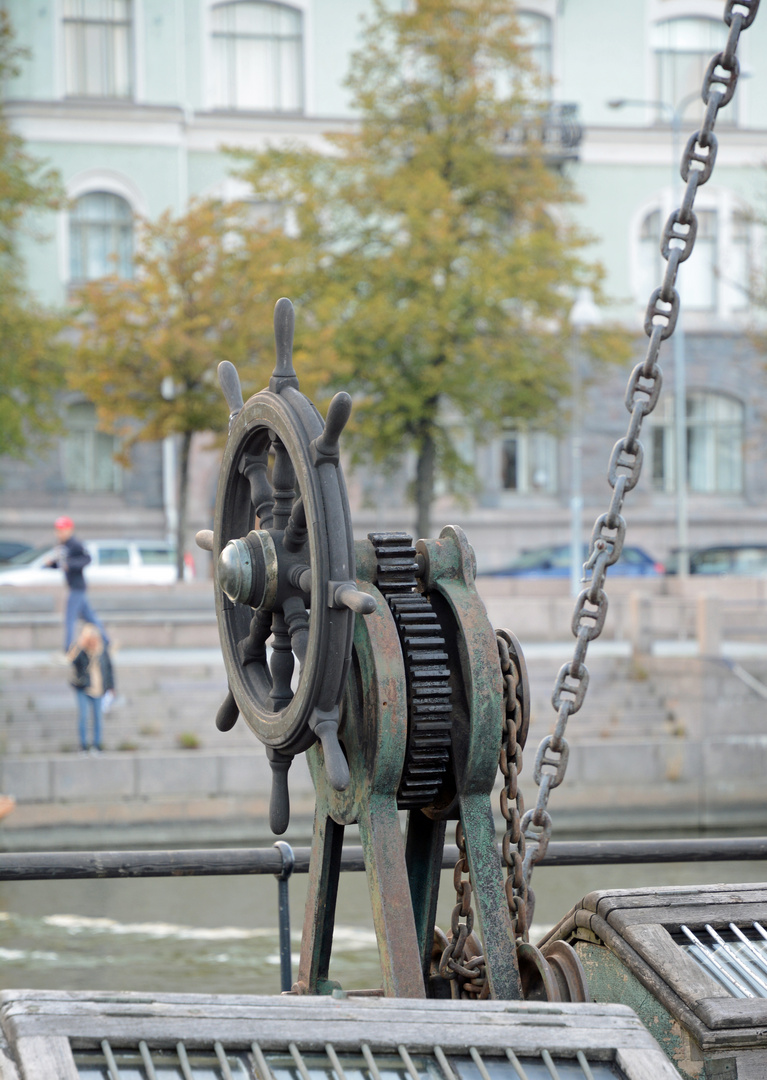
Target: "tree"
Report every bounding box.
[0,10,67,458]
[72,199,293,580]
[235,0,627,537]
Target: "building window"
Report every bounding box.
[639,208,719,312]
[637,205,755,316]
[652,18,730,121]
[211,1,303,112]
[638,208,662,304]
[63,402,121,494]
[63,0,132,99]
[70,192,134,282]
[651,391,743,494]
[501,427,557,494]
[517,11,552,99]
[680,208,717,311]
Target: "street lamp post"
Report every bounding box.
[569,287,602,598]
[161,376,179,547]
[607,94,701,578]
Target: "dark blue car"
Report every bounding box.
[480,543,664,578]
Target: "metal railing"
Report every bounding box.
[1,836,765,992]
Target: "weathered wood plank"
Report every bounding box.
[0,991,649,1023]
[588,884,767,924]
[615,1047,683,1079]
[13,1036,77,1080]
[609,902,767,930]
[0,1040,20,1080]
[696,998,767,1031]
[620,923,726,1006]
[7,1016,662,1053]
[0,992,667,1055]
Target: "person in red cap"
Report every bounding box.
[46,517,109,651]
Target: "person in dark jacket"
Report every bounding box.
[46,516,109,651]
[68,623,114,752]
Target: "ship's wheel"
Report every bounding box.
[199,298,375,834]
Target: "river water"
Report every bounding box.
[1,844,765,996]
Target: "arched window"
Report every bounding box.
[651,391,744,494]
[652,18,730,121]
[63,0,133,99]
[63,401,121,493]
[638,208,662,304]
[69,192,134,282]
[517,11,552,99]
[211,1,303,112]
[680,208,717,311]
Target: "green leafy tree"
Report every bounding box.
[235,0,627,537]
[0,10,67,457]
[72,199,293,579]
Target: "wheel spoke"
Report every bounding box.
[239,443,274,529]
[216,687,239,731]
[241,609,272,667]
[269,612,295,710]
[283,494,307,554]
[283,594,310,666]
[271,436,296,530]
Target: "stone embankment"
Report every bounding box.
[2,580,767,848]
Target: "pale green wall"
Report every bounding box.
[312,0,369,116]
[558,0,648,127]
[6,3,56,100]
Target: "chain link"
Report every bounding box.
[520,0,759,885]
[438,630,530,997]
[439,821,489,997]
[497,630,529,941]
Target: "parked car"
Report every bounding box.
[0,540,33,564]
[480,542,665,578]
[0,539,193,586]
[666,544,767,576]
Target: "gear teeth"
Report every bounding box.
[368,531,453,810]
[367,532,420,594]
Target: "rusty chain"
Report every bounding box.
[497,630,530,941]
[439,630,529,997]
[439,821,489,998]
[520,0,760,886]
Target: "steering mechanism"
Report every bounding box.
[204,298,585,1003]
[198,298,375,834]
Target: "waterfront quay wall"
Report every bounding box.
[2,580,767,848]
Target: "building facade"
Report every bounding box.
[2,0,766,572]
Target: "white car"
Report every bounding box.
[0,539,193,587]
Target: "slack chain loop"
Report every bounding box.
[439,631,530,998]
[520,0,759,885]
[439,822,489,998]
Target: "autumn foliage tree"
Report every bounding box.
[72,199,294,579]
[234,0,627,537]
[0,10,67,458]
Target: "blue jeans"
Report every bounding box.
[75,689,103,750]
[65,589,109,651]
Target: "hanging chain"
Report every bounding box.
[520,0,760,886]
[497,630,529,941]
[439,822,489,998]
[438,629,529,997]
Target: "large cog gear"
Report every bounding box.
[368,532,453,809]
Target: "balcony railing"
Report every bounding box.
[501,101,583,163]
